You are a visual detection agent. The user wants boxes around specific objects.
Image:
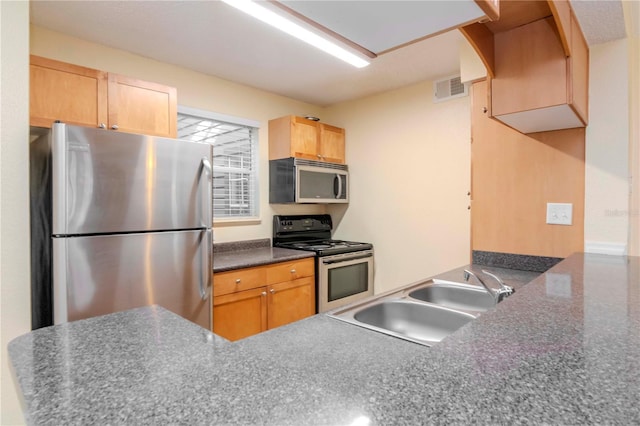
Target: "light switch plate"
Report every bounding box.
[546,203,573,225]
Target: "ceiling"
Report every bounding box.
[29,1,627,108]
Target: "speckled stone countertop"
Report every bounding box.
[213,238,315,272]
[9,253,640,424]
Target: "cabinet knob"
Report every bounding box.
[261,291,267,296]
[482,107,488,113]
[235,278,241,284]
[468,205,471,210]
[98,123,106,129]
[270,288,275,294]
[111,124,119,130]
[290,269,296,274]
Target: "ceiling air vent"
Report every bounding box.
[433,75,469,103]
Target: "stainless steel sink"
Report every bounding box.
[328,278,498,346]
[350,299,475,346]
[406,280,495,312]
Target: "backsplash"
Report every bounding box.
[472,250,563,273]
[213,238,271,253]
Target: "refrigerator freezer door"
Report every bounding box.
[53,230,212,329]
[50,124,212,235]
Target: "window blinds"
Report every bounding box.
[177,112,258,219]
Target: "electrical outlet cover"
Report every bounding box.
[546,203,573,225]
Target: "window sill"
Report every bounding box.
[213,218,261,227]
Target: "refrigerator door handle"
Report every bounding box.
[199,229,212,300]
[52,124,67,234]
[52,237,68,324]
[200,157,213,227]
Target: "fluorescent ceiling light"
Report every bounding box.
[221,0,370,68]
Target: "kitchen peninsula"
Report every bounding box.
[8,253,639,424]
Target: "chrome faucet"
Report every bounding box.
[463,269,515,303]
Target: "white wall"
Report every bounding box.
[30,26,326,244]
[584,38,631,256]
[324,81,471,294]
[1,2,30,424]
[625,0,640,256]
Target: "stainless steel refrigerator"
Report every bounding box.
[30,123,213,330]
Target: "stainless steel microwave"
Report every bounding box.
[269,158,348,204]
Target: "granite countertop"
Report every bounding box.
[213,238,315,272]
[8,253,640,424]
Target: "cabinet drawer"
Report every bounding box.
[214,267,267,296]
[266,258,314,285]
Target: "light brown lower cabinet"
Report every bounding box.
[213,258,315,341]
[213,287,268,341]
[267,276,314,330]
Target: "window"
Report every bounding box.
[177,107,259,221]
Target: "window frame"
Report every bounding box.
[177,106,261,225]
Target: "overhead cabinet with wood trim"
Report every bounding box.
[30,55,177,138]
[269,115,346,164]
[212,258,315,341]
[460,0,589,134]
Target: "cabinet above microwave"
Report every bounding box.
[269,158,348,204]
[269,115,346,164]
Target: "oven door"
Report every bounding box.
[318,250,374,312]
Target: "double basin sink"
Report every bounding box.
[328,278,496,346]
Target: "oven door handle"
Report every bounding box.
[322,253,373,265]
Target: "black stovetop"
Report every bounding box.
[273,215,372,256]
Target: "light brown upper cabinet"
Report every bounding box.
[30,55,177,138]
[491,14,588,133]
[460,0,588,134]
[269,115,346,164]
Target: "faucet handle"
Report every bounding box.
[482,269,515,300]
[481,270,506,287]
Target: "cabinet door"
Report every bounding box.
[30,55,108,129]
[107,73,177,138]
[491,17,568,117]
[267,276,315,330]
[290,116,320,160]
[213,287,267,341]
[319,124,346,164]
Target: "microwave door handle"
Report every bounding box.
[334,174,342,199]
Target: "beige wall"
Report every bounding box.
[30,26,326,244]
[459,37,487,83]
[324,82,472,294]
[1,1,30,424]
[584,0,640,257]
[625,0,640,256]
[584,38,630,256]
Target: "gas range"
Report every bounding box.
[273,215,373,256]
